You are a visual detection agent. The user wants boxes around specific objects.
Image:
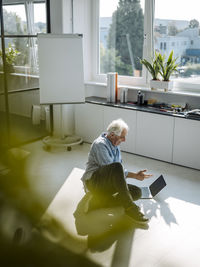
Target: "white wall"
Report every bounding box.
[49,0,92,136]
[73,0,93,81]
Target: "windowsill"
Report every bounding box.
[10,72,39,78]
[0,71,39,79]
[85,81,200,98]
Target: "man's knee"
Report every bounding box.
[128,184,142,200]
[109,162,123,172]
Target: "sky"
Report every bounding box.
[4,3,46,23]
[155,0,200,21]
[100,0,200,22]
[4,0,200,24]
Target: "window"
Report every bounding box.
[93,0,200,91]
[1,0,47,91]
[0,0,49,146]
[154,0,200,89]
[93,0,147,85]
[99,0,145,77]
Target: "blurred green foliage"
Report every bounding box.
[0,140,100,267]
[0,43,20,73]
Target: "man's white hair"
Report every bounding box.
[107,118,129,136]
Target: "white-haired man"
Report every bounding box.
[81,118,152,226]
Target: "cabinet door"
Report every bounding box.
[103,106,137,153]
[136,111,174,162]
[75,103,104,143]
[173,118,200,169]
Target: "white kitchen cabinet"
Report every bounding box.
[75,103,104,143]
[103,106,137,153]
[173,118,200,170]
[75,100,200,169]
[135,111,174,162]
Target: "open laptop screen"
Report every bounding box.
[149,175,166,197]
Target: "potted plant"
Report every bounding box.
[158,50,179,91]
[141,51,179,91]
[0,43,20,73]
[140,51,161,81]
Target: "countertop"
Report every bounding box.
[86,96,200,121]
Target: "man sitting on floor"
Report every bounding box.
[81,118,152,227]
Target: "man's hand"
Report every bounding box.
[136,169,152,181]
[127,170,152,180]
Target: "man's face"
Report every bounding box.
[109,129,127,146]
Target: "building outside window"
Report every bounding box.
[154,0,200,87]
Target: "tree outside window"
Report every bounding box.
[99,0,144,77]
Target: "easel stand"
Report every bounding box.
[42,135,83,151]
[42,105,83,151]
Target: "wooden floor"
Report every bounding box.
[23,141,200,267]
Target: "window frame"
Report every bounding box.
[92,0,200,93]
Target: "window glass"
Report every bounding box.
[8,91,49,147]
[0,38,8,145]
[3,4,27,35]
[99,0,145,77]
[1,1,46,88]
[3,2,47,35]
[34,2,47,33]
[4,37,39,91]
[0,39,4,93]
[154,0,200,85]
[1,1,49,146]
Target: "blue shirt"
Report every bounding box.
[81,133,128,183]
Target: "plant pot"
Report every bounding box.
[150,80,173,92]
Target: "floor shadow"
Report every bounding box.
[139,196,178,226]
[73,193,141,259]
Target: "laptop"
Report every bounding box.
[140,175,167,199]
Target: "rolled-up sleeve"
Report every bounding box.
[124,168,128,177]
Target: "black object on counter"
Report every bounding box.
[137,91,144,105]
